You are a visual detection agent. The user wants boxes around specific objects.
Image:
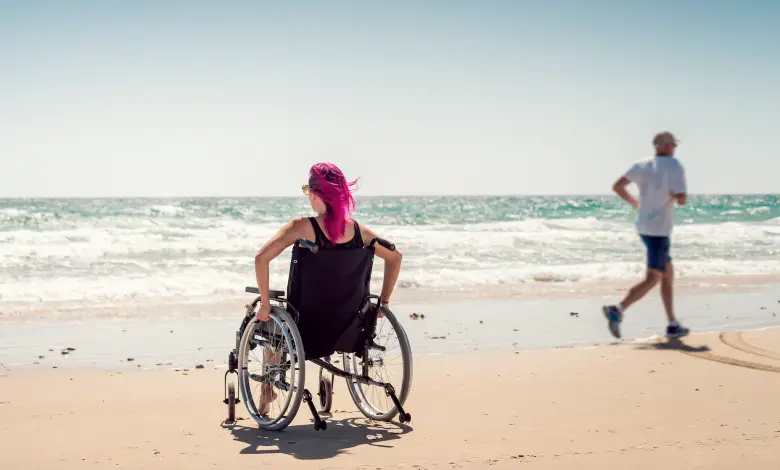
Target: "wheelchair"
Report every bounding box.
[223,236,413,431]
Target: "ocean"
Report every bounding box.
[1,195,779,314]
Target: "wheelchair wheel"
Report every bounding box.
[237,306,306,431]
[226,382,236,423]
[343,305,413,421]
[318,369,333,414]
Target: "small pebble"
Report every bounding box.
[127,358,135,362]
[195,364,204,369]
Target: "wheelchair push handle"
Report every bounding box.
[370,237,395,252]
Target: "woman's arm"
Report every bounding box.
[254,217,307,319]
[362,225,403,305]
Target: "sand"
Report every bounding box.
[2,328,780,469]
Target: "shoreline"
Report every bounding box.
[2,283,779,372]
[3,272,779,322]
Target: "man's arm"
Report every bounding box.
[670,192,687,206]
[669,163,687,206]
[612,176,639,209]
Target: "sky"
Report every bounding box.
[1,0,779,197]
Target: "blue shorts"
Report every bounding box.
[639,235,671,272]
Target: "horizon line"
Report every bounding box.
[1,192,778,200]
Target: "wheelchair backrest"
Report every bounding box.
[286,242,375,359]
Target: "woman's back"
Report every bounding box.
[306,216,363,249]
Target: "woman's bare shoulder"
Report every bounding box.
[356,221,377,245]
[275,217,312,238]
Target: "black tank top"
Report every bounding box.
[309,217,364,249]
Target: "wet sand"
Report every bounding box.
[2,284,779,370]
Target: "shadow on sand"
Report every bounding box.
[222,416,413,460]
[633,337,711,353]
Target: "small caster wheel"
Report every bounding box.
[399,412,411,423]
[318,376,333,413]
[226,382,236,423]
[314,420,327,431]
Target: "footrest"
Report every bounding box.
[303,389,328,431]
[384,384,411,424]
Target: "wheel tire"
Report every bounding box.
[344,305,413,421]
[318,375,333,413]
[227,382,236,423]
[237,308,306,431]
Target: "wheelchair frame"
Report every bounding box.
[223,237,412,431]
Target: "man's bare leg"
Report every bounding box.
[660,262,677,324]
[620,269,663,312]
[603,270,662,339]
[660,262,690,338]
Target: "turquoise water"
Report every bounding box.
[2,194,778,228]
[1,195,778,310]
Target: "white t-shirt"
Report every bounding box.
[624,156,687,237]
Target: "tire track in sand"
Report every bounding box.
[718,331,780,361]
[665,332,780,374]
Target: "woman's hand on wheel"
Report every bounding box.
[256,303,271,322]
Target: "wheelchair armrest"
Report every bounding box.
[244,287,285,298]
[369,237,395,251]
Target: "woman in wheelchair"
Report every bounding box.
[254,162,402,323]
[245,162,406,427]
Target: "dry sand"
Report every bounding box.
[2,329,780,469]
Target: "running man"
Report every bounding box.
[602,131,690,339]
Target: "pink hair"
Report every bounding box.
[308,163,359,240]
